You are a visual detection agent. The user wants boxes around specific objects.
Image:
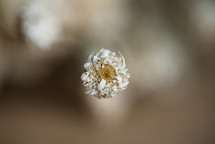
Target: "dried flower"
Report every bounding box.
[81,48,130,98]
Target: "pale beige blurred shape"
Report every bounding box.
[191,0,215,39]
[130,27,188,90]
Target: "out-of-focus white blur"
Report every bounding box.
[21,1,61,49]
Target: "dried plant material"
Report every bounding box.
[81,48,130,98]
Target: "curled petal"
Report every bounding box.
[98,79,106,90]
[118,51,126,69]
[87,53,94,63]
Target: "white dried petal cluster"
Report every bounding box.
[81,48,130,98]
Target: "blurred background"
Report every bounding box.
[0,0,215,144]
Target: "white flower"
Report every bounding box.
[81,48,130,98]
[21,1,61,50]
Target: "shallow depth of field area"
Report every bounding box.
[0,0,214,144]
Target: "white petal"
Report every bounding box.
[98,79,106,90]
[122,81,129,87]
[87,53,94,63]
[97,48,111,57]
[103,87,108,94]
[90,90,97,95]
[99,48,105,53]
[93,55,98,63]
[119,71,127,75]
[84,63,92,69]
[112,85,117,91]
[81,73,88,81]
[114,57,119,62]
[111,94,117,97]
[101,49,111,58]
[95,48,105,57]
[118,51,126,69]
[116,76,122,82]
[114,67,119,72]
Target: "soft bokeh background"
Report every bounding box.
[0,0,215,144]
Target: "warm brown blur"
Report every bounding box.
[0,0,215,144]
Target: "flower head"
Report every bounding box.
[81,48,130,98]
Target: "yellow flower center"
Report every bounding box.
[97,65,116,83]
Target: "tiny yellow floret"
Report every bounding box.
[97,65,116,83]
